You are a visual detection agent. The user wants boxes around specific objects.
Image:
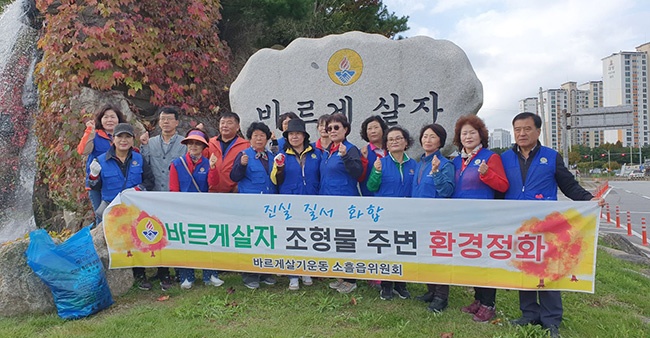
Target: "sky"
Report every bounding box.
[382,0,650,134]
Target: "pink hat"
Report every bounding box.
[181,130,209,147]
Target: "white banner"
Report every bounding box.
[104,191,600,292]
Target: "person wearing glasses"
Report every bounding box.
[366,125,416,301]
[320,113,364,294]
[452,115,509,323]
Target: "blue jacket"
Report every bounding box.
[277,146,321,195]
[412,151,455,198]
[96,149,144,203]
[372,154,416,197]
[236,147,276,194]
[83,131,112,187]
[319,140,362,196]
[501,146,558,200]
[170,154,210,192]
[452,148,496,199]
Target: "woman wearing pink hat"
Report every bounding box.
[169,128,223,289]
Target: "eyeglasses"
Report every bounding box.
[185,140,204,146]
[159,117,176,122]
[326,125,342,132]
[387,136,405,143]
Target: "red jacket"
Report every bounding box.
[203,135,249,192]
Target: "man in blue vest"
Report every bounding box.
[501,112,604,338]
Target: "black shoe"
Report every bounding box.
[427,296,448,313]
[416,291,435,303]
[546,325,560,338]
[160,276,173,291]
[260,275,276,285]
[393,285,411,299]
[136,277,152,291]
[510,316,540,326]
[380,285,394,300]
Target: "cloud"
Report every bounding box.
[383,0,650,133]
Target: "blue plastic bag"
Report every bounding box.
[25,227,114,319]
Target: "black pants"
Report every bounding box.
[426,283,449,300]
[519,290,563,328]
[474,287,496,307]
[132,267,170,279]
[381,281,406,290]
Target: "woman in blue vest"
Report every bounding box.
[452,115,509,322]
[366,125,416,301]
[77,104,126,223]
[89,123,154,218]
[321,113,363,294]
[270,118,320,290]
[411,124,456,312]
[359,115,388,196]
[230,122,278,289]
[169,128,223,290]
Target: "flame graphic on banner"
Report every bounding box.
[105,203,168,255]
[512,209,595,285]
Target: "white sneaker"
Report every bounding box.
[180,279,193,290]
[301,276,313,286]
[205,275,225,287]
[288,278,300,291]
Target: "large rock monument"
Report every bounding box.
[230,31,483,154]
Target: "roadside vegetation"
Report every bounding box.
[1,248,648,337]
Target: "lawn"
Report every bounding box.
[1,248,649,338]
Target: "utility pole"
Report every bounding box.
[561,109,569,168]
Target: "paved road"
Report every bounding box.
[599,180,650,255]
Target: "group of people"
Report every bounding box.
[77,105,603,338]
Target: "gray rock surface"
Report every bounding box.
[91,223,134,298]
[230,31,483,155]
[0,239,54,317]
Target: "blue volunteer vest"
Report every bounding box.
[412,150,452,198]
[279,147,321,195]
[238,147,276,194]
[374,155,416,197]
[452,148,495,199]
[501,146,558,200]
[170,155,210,192]
[97,150,144,203]
[319,140,360,196]
[360,144,381,197]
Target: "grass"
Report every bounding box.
[1,248,649,337]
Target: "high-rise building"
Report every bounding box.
[602,45,648,146]
[577,81,604,148]
[489,128,512,149]
[519,97,538,115]
[540,88,567,150]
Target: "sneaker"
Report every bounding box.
[301,276,313,286]
[137,277,152,291]
[329,279,345,289]
[380,285,394,300]
[180,279,193,290]
[160,276,173,291]
[205,275,225,287]
[510,316,541,326]
[416,291,435,303]
[461,300,481,314]
[289,278,300,291]
[244,280,260,289]
[427,296,448,313]
[547,325,560,338]
[393,285,411,299]
[337,282,357,294]
[472,305,496,322]
[260,275,276,285]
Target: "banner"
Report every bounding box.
[104,191,600,293]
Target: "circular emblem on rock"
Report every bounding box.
[328,49,363,86]
[135,217,164,245]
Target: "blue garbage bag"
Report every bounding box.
[25,227,114,319]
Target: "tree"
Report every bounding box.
[219,0,409,77]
